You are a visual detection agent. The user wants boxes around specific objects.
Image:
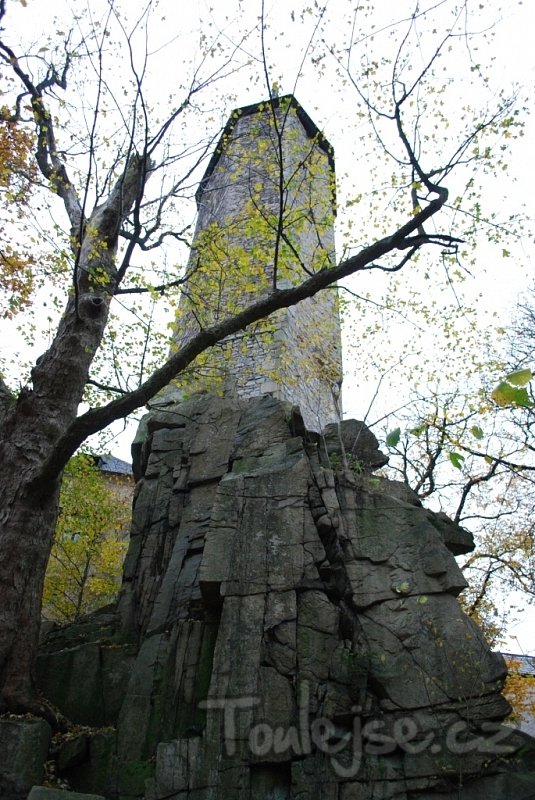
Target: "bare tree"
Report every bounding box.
[381,379,534,642]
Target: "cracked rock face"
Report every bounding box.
[112,394,533,799]
[35,394,535,799]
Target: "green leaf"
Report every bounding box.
[470,425,484,440]
[449,452,465,470]
[386,427,401,447]
[504,368,533,386]
[410,424,426,438]
[491,382,533,408]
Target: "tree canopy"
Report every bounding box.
[42,453,130,623]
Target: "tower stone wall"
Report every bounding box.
[168,96,343,432]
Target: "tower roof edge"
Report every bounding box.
[196,95,335,206]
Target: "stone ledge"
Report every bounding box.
[27,788,105,800]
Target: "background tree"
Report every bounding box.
[0,0,530,718]
[503,656,535,727]
[370,286,535,645]
[0,101,37,316]
[42,454,130,623]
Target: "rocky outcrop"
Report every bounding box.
[0,718,51,799]
[31,394,535,799]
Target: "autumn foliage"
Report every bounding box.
[42,455,130,623]
[0,104,36,317]
[504,656,535,726]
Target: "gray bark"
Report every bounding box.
[0,157,149,712]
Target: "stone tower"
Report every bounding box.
[168,95,343,432]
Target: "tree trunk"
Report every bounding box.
[0,333,99,712]
[75,556,92,622]
[0,291,113,712]
[0,465,60,712]
[0,156,149,713]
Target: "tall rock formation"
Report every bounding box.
[117,394,534,800]
[25,97,535,800]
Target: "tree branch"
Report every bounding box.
[86,379,128,396]
[31,188,450,488]
[0,40,83,234]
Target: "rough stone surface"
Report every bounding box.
[0,718,51,799]
[164,96,343,433]
[27,789,105,800]
[67,731,118,799]
[321,419,389,471]
[36,612,137,727]
[34,393,534,799]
